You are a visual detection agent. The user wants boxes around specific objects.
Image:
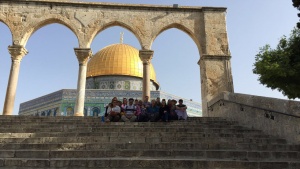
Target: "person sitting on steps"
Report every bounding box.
[107,100,121,122]
[169,99,178,121]
[143,95,151,108]
[175,99,187,120]
[121,98,137,122]
[159,99,170,122]
[146,99,160,122]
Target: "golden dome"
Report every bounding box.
[87,43,158,87]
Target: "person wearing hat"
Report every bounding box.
[175,99,187,120]
[121,98,137,122]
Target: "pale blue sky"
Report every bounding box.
[0,0,298,115]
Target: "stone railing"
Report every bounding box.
[207,92,300,144]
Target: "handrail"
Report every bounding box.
[209,99,300,119]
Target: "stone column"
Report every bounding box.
[139,50,154,99]
[197,10,233,116]
[3,45,28,115]
[198,55,234,116]
[74,48,92,116]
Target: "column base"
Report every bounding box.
[74,112,84,116]
[2,112,13,116]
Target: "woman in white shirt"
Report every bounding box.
[107,100,121,122]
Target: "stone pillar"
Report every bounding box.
[74,48,92,116]
[139,50,154,99]
[198,55,234,116]
[3,45,28,115]
[197,10,233,116]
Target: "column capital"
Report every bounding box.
[198,55,231,65]
[74,48,92,66]
[8,45,28,62]
[201,54,231,60]
[139,50,154,64]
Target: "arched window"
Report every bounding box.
[92,107,100,117]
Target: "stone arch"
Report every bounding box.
[88,21,142,49]
[150,23,201,55]
[53,108,58,117]
[92,107,100,117]
[20,17,79,46]
[150,25,201,107]
[47,110,51,116]
[66,107,74,116]
[41,111,46,116]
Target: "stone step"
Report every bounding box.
[0,116,221,119]
[0,136,287,144]
[0,150,298,161]
[0,117,226,122]
[0,124,242,130]
[0,132,271,138]
[0,119,237,123]
[1,122,237,126]
[0,127,261,133]
[0,116,296,168]
[0,158,298,169]
[0,143,298,151]
[1,122,233,126]
[5,121,235,125]
[0,120,240,123]
[0,119,235,122]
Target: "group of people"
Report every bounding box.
[104,96,188,122]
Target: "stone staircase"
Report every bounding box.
[0,116,298,169]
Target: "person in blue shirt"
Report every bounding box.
[146,100,160,122]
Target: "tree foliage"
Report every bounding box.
[293,0,300,28]
[293,0,300,8]
[253,28,300,99]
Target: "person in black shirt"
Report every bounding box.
[156,97,162,108]
[159,99,170,122]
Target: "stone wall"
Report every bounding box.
[207,92,300,144]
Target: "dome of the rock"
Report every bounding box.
[86,43,159,90]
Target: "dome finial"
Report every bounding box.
[120,32,124,44]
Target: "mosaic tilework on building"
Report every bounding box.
[19,89,202,117]
[86,76,157,91]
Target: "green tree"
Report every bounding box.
[253,28,300,99]
[293,0,300,8]
[293,0,300,28]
